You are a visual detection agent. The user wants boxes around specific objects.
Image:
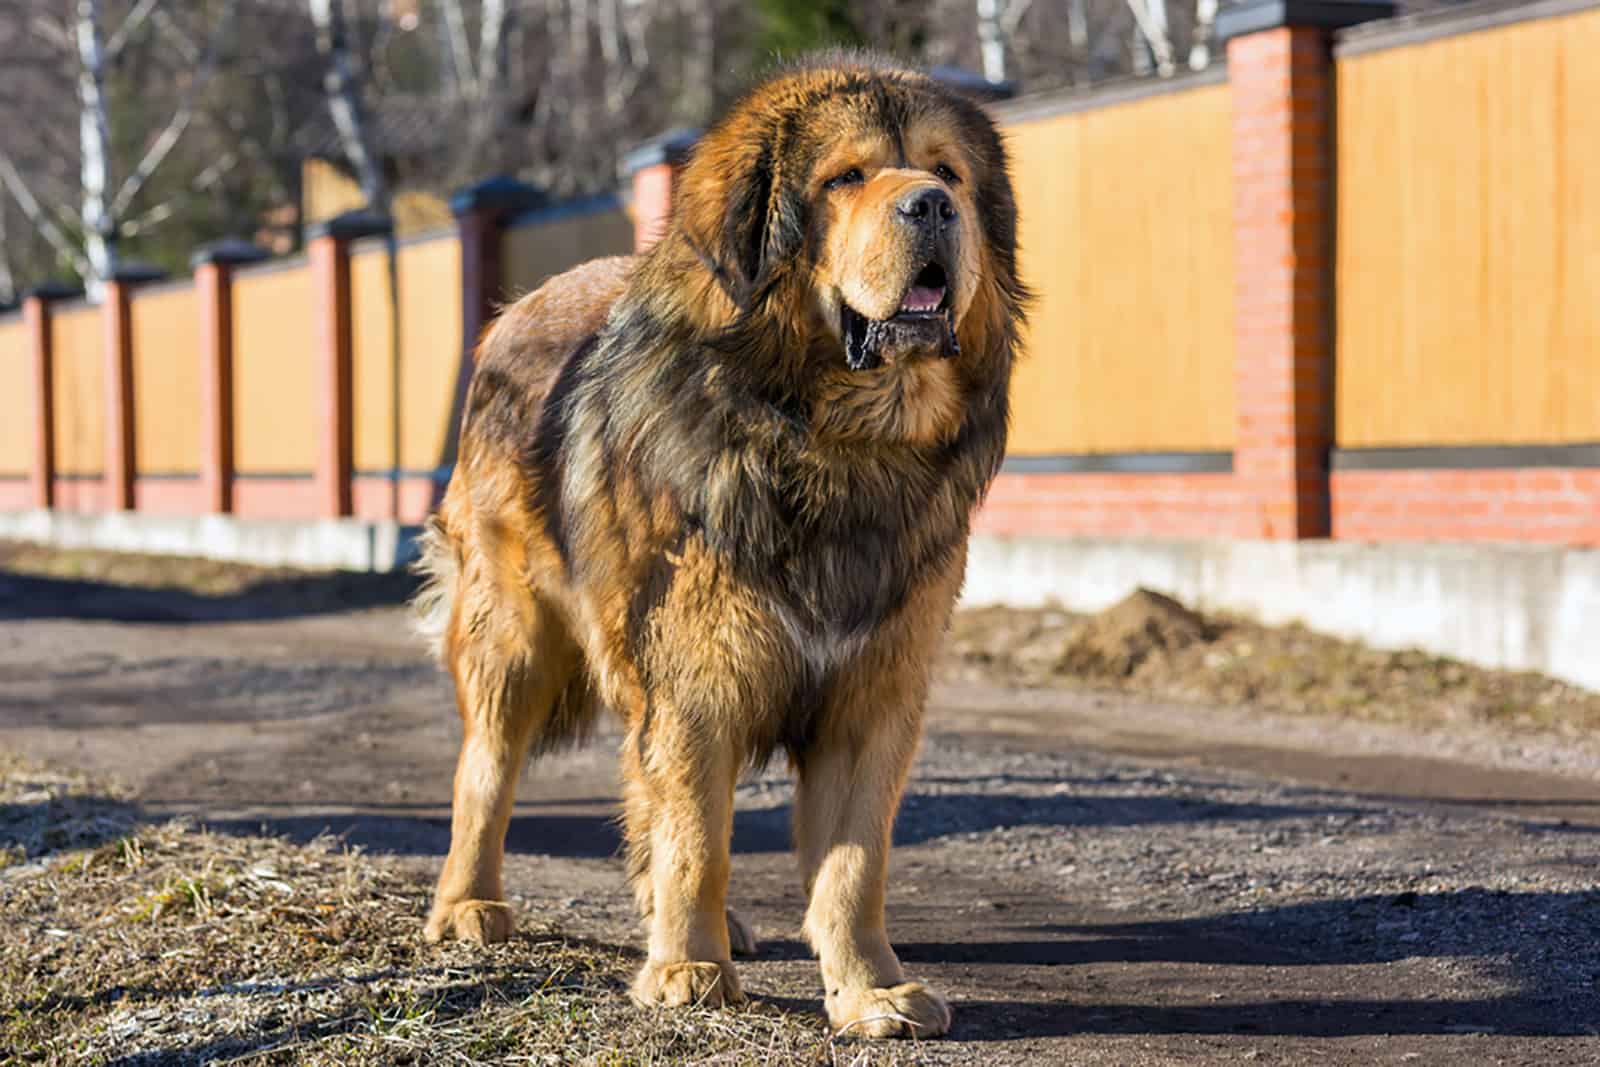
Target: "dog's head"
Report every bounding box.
[670,54,1022,374]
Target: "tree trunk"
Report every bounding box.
[75,0,116,288]
[309,0,387,211]
[1190,0,1218,70]
[977,0,1006,84]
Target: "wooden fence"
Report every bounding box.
[1,0,1597,546]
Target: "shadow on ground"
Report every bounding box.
[0,568,420,623]
[179,785,1378,859]
[0,792,142,862]
[61,888,1600,1055]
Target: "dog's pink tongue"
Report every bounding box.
[900,285,945,313]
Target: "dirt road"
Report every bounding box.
[2,565,1598,1064]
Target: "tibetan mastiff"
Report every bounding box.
[415,53,1026,1038]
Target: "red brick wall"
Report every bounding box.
[1229,26,1334,540]
[0,480,30,512]
[352,474,442,523]
[633,163,675,253]
[233,478,324,520]
[974,472,1241,539]
[133,478,206,515]
[1332,470,1600,545]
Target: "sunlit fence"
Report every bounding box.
[2,0,1596,545]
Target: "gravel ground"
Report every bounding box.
[2,549,1598,1064]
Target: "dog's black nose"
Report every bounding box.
[897,187,955,226]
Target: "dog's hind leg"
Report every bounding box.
[424,545,582,945]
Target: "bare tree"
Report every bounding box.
[1125,0,1176,77]
[1189,0,1218,70]
[0,0,232,291]
[309,0,386,210]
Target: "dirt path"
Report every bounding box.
[2,567,1598,1064]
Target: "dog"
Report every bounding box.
[414,52,1025,1039]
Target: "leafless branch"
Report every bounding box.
[27,13,72,50]
[118,198,177,237]
[441,0,476,94]
[0,149,90,279]
[1124,0,1176,76]
[110,0,235,218]
[478,0,508,94]
[103,0,160,59]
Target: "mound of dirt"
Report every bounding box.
[943,589,1600,740]
[1057,588,1213,678]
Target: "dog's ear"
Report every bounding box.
[674,122,803,309]
[717,144,774,296]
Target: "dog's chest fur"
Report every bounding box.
[530,312,1008,723]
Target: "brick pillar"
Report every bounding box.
[307,211,391,519]
[452,176,544,362]
[622,128,700,254]
[22,283,78,510]
[101,265,165,511]
[192,240,268,514]
[1220,0,1391,539]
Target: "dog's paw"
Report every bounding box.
[631,960,745,1009]
[726,908,760,957]
[827,981,951,1038]
[424,899,513,945]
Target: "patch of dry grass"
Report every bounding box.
[1,753,909,1066]
[0,542,288,597]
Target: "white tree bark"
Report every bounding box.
[1067,0,1090,87]
[309,0,387,210]
[977,0,1006,84]
[1125,0,1177,77]
[477,0,508,94]
[75,0,115,287]
[440,0,475,93]
[1190,0,1219,70]
[0,149,91,279]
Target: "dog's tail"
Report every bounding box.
[410,515,457,664]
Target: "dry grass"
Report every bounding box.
[0,753,909,1066]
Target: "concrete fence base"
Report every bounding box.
[3,512,1594,691]
[0,509,421,574]
[963,535,1600,692]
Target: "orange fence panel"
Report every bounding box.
[501,198,633,301]
[1336,7,1600,447]
[349,231,463,474]
[129,281,202,475]
[231,260,317,474]
[0,315,29,478]
[50,302,104,477]
[1000,79,1237,456]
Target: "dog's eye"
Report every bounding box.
[823,167,864,191]
[933,163,960,185]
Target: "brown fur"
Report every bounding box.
[416,54,1027,1038]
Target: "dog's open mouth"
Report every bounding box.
[842,262,959,370]
[896,263,950,317]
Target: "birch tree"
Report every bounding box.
[0,0,232,291]
[309,0,386,210]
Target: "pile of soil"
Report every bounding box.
[944,589,1600,740]
[1056,588,1211,677]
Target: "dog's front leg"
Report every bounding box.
[793,563,961,1038]
[626,710,745,1009]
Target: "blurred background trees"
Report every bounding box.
[0,0,1456,299]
